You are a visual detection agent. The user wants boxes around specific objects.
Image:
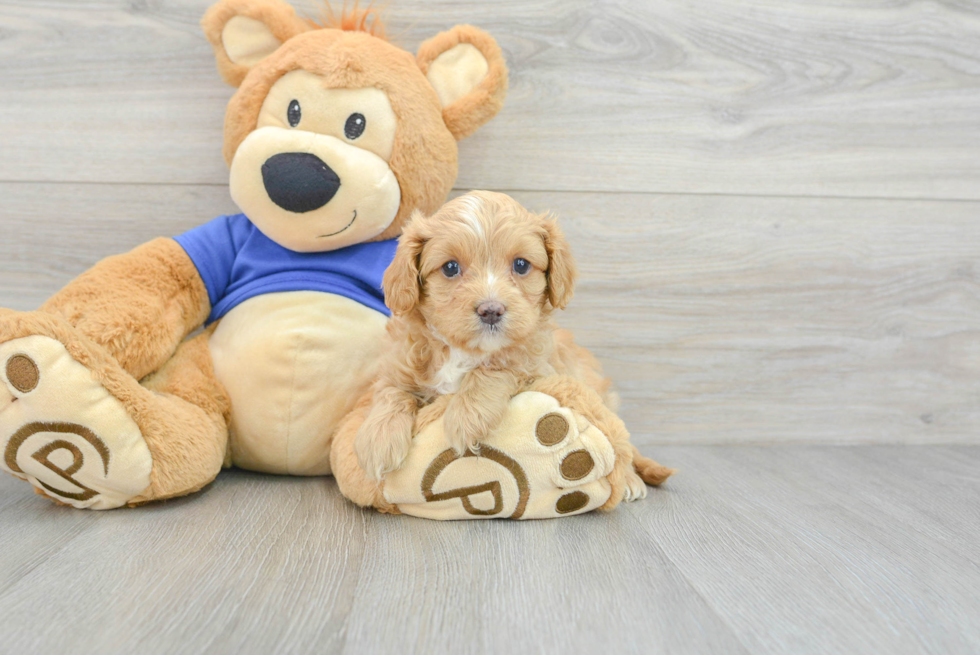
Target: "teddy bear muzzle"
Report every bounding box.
[261,152,341,214]
[228,126,402,252]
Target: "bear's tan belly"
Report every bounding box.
[209,291,388,475]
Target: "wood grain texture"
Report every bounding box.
[3,2,979,652]
[1,0,980,198]
[0,446,978,654]
[2,182,978,445]
[628,445,980,655]
[0,472,370,654]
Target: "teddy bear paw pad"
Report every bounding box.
[0,336,152,509]
[383,391,617,520]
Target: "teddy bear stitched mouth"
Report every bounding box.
[261,152,341,213]
[318,210,357,238]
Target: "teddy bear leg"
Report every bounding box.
[329,391,398,513]
[0,311,229,509]
[130,330,231,505]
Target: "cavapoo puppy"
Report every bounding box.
[354,191,673,501]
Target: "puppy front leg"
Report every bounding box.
[443,369,519,455]
[355,385,419,482]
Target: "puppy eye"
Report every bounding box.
[345,113,366,140]
[512,258,531,276]
[441,260,461,278]
[287,100,301,128]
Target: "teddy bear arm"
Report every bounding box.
[39,237,211,380]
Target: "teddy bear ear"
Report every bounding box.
[417,25,509,141]
[201,0,311,87]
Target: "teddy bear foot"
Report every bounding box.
[383,391,621,520]
[0,333,153,509]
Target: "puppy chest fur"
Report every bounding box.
[429,347,485,395]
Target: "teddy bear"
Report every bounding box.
[0,0,668,518]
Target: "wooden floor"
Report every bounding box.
[2,1,980,653]
[0,445,977,654]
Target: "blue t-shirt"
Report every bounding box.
[174,214,397,324]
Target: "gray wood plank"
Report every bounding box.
[537,190,980,446]
[631,445,980,655]
[0,182,239,308]
[1,0,979,198]
[0,469,746,655]
[0,474,104,593]
[0,471,367,655]
[339,508,746,655]
[2,182,979,445]
[729,445,980,565]
[1,447,979,654]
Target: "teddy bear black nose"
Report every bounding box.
[261,152,341,213]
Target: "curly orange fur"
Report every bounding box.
[355,191,621,480]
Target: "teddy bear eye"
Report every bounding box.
[441,260,460,278]
[345,113,366,140]
[287,99,301,128]
[513,258,531,276]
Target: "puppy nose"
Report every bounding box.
[476,301,506,325]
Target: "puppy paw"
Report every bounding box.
[442,403,489,456]
[442,426,480,457]
[354,408,416,482]
[622,467,649,502]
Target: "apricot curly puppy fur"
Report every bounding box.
[354,191,674,499]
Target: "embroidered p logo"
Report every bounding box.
[4,422,111,502]
[420,445,530,519]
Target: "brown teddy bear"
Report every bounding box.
[0,0,668,517]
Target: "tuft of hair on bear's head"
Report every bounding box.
[311,1,387,40]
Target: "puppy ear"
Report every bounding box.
[384,211,428,316]
[201,0,311,87]
[416,25,508,141]
[541,214,577,310]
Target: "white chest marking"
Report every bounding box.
[431,348,484,395]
